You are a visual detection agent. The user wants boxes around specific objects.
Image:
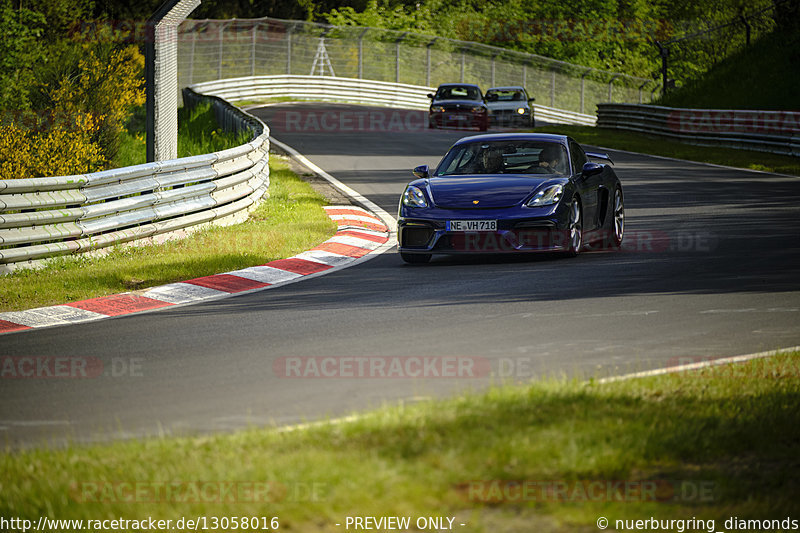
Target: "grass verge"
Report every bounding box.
[0,156,337,312]
[2,353,798,531]
[531,125,800,176]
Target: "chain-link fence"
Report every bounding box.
[177,17,657,115]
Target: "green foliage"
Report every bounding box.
[0,0,46,110]
[657,22,800,111]
[322,0,784,85]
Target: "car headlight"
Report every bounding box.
[431,105,445,113]
[527,184,564,207]
[470,106,486,114]
[516,107,527,115]
[403,185,428,208]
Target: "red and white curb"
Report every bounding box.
[0,205,390,335]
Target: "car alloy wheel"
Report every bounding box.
[566,198,582,257]
[611,187,624,248]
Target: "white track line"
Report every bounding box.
[596,345,800,384]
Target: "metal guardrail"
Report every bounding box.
[191,75,596,126]
[0,90,270,270]
[597,103,800,156]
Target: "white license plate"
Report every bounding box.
[447,220,497,232]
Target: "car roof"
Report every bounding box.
[452,133,569,146]
[486,86,526,91]
[436,83,481,88]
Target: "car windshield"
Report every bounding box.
[435,140,569,176]
[486,90,525,101]
[435,86,482,101]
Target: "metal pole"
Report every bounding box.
[491,54,496,87]
[608,73,621,102]
[638,80,649,104]
[217,22,224,79]
[426,38,437,87]
[251,23,256,77]
[286,25,293,75]
[460,49,465,82]
[145,20,155,163]
[550,70,555,107]
[655,41,668,97]
[358,29,367,79]
[395,33,406,84]
[188,26,196,86]
[580,68,592,115]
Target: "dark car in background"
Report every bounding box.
[427,83,489,131]
[485,86,535,127]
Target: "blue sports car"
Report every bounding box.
[397,133,624,264]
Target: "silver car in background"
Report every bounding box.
[485,86,535,128]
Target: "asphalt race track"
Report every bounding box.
[2,102,799,448]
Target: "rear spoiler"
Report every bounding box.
[585,151,614,165]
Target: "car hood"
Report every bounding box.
[428,175,554,209]
[431,99,486,108]
[487,102,530,111]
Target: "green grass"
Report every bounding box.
[117,103,252,168]
[0,156,336,312]
[531,125,800,176]
[2,353,798,531]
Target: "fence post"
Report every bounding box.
[358,28,368,79]
[286,25,293,75]
[395,33,407,84]
[638,80,649,104]
[461,49,465,82]
[188,27,196,86]
[608,73,621,102]
[491,53,496,87]
[580,68,592,115]
[218,22,225,79]
[251,23,257,77]
[426,38,437,87]
[550,70,555,107]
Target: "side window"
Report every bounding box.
[569,140,588,174]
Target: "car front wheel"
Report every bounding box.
[564,198,582,257]
[604,186,624,249]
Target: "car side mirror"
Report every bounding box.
[427,93,434,99]
[413,165,429,179]
[581,162,603,177]
[528,97,536,102]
